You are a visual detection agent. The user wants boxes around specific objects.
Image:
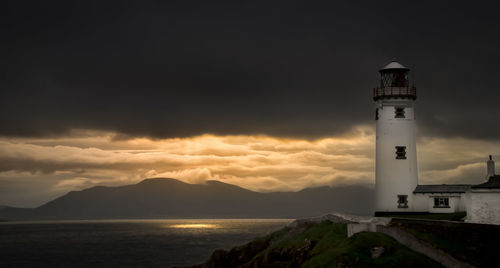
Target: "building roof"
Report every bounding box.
[379,61,409,72]
[413,184,471,193]
[471,175,500,189]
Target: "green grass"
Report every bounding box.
[202,218,499,267]
[251,221,442,267]
[272,221,346,249]
[302,226,441,267]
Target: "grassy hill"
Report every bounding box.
[191,220,441,268]
[192,216,500,267]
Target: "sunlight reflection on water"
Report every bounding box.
[167,223,220,229]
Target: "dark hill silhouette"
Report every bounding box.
[0,178,374,220]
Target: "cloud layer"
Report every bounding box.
[0,127,497,207]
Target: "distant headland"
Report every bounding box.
[0,178,373,221]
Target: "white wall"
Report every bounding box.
[413,193,465,213]
[428,195,461,213]
[347,223,369,237]
[458,194,467,211]
[412,194,429,212]
[375,98,418,212]
[467,190,500,224]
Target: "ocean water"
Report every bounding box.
[0,219,292,267]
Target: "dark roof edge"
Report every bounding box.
[471,175,500,189]
[413,184,471,193]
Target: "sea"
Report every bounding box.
[0,218,292,267]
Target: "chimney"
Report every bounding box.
[486,155,495,179]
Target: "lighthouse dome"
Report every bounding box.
[379,61,409,72]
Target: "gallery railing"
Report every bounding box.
[373,86,416,100]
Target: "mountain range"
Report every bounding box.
[0,178,374,220]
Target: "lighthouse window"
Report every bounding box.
[375,108,379,120]
[381,73,392,88]
[395,107,405,118]
[395,146,407,159]
[397,195,408,208]
[433,197,450,208]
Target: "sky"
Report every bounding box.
[1,1,500,207]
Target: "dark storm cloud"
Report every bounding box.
[2,0,500,139]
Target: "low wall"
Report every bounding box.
[347,223,377,237]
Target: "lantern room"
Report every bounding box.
[380,61,409,88]
[373,60,416,101]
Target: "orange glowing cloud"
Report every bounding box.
[0,126,497,207]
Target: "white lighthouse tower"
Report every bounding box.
[374,61,418,215]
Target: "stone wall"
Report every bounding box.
[467,191,500,224]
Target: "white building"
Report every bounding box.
[373,61,500,224]
[374,61,418,214]
[466,156,500,224]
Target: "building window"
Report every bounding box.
[395,146,407,159]
[433,197,450,208]
[395,107,405,118]
[397,195,408,208]
[375,108,379,120]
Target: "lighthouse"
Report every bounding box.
[374,61,418,215]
